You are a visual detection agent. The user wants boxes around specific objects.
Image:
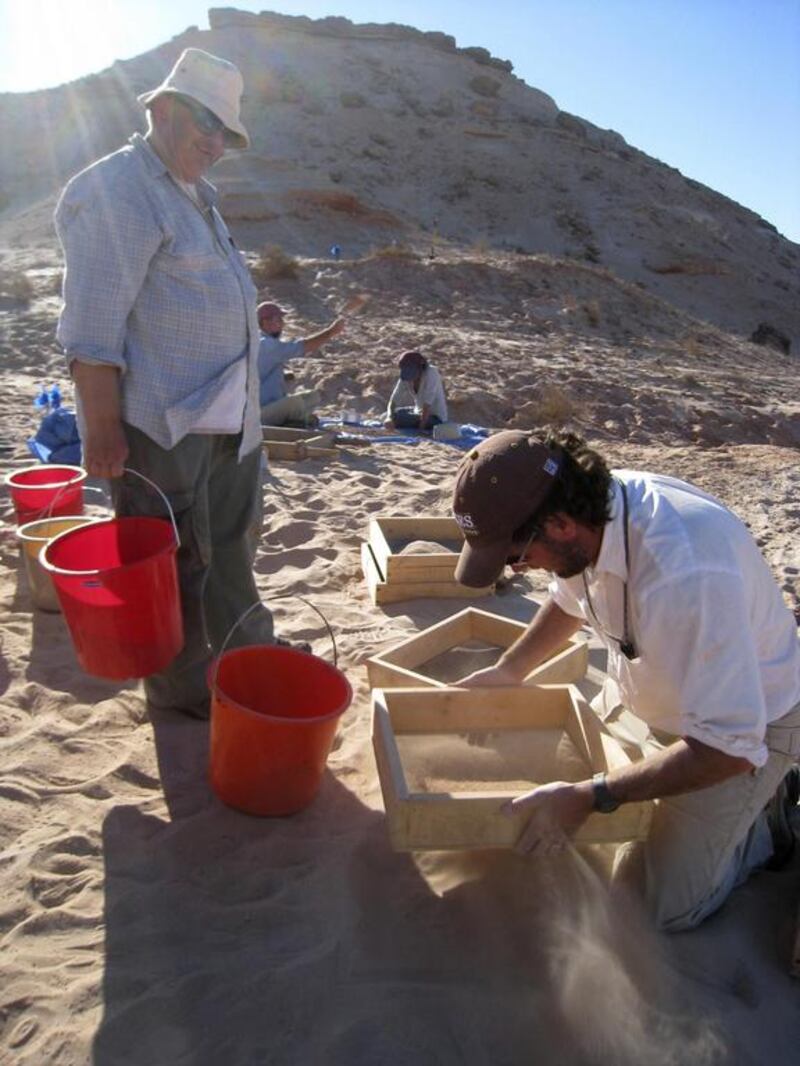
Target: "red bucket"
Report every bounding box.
[41,516,183,679]
[5,464,86,524]
[209,645,352,816]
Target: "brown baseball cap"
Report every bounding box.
[452,431,562,587]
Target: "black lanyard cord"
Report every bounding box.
[582,478,637,660]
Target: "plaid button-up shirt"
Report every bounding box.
[55,134,261,457]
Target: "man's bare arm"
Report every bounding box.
[71,361,128,479]
[506,736,754,853]
[302,318,344,354]
[459,597,583,686]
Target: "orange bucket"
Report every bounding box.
[209,645,352,816]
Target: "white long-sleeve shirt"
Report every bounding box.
[386,364,448,423]
[549,472,800,766]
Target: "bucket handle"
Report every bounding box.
[121,467,181,549]
[210,595,339,696]
[45,479,107,520]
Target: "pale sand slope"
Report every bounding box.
[1,251,800,1063]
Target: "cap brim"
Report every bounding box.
[454,536,511,589]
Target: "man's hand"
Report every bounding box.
[82,420,129,479]
[457,661,524,688]
[502,780,594,855]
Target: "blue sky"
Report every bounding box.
[1,0,798,242]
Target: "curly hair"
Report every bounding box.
[512,430,612,540]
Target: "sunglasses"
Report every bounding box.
[505,526,542,567]
[176,95,227,137]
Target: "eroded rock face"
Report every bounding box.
[0,7,798,344]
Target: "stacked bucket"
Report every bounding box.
[10,464,94,613]
[7,463,182,678]
[6,462,351,817]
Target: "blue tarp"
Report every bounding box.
[320,418,491,450]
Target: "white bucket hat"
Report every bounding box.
[138,47,249,149]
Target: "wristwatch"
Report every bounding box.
[591,772,620,813]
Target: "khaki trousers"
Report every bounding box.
[260,389,321,427]
[594,684,800,931]
[112,424,274,715]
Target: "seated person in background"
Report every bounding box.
[258,301,344,426]
[384,350,448,432]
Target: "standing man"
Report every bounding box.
[257,301,343,427]
[55,48,274,719]
[452,429,800,931]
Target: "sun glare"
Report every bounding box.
[0,0,160,93]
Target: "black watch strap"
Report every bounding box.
[592,772,620,813]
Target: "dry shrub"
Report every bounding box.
[369,243,419,260]
[681,333,708,358]
[0,269,33,301]
[534,385,578,426]
[557,212,594,242]
[251,245,299,284]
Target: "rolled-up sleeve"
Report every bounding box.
[55,175,162,371]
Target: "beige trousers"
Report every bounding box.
[594,684,800,931]
[260,389,321,427]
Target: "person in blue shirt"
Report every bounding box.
[257,302,344,426]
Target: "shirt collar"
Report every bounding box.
[588,476,627,580]
[128,133,218,207]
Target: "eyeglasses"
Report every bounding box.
[505,526,541,567]
[176,95,227,137]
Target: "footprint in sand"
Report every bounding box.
[262,520,317,549]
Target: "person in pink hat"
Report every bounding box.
[384,350,448,432]
[54,48,276,719]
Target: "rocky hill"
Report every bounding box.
[0,7,798,345]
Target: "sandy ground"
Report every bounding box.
[1,250,800,1064]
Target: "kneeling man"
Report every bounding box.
[453,429,800,931]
